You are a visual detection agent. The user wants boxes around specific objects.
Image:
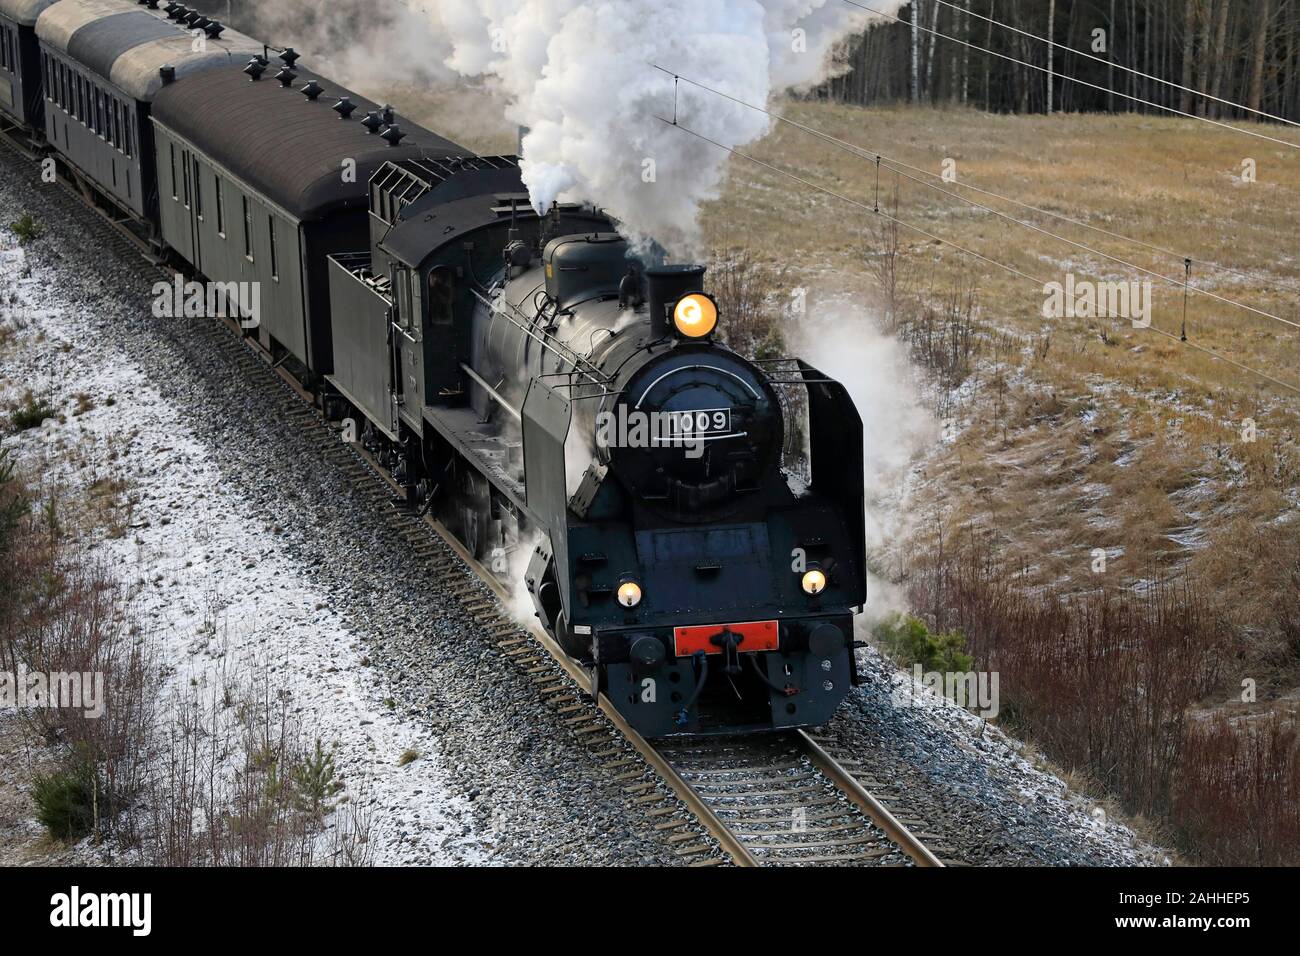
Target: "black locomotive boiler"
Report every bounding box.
[0,0,871,738]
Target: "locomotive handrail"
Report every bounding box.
[470,286,611,389]
[459,363,520,421]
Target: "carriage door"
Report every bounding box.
[177,145,195,264]
[189,152,202,271]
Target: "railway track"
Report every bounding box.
[0,130,950,868]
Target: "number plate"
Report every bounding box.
[663,407,731,439]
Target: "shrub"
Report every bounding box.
[9,213,41,245]
[32,758,98,841]
[292,739,342,815]
[10,393,55,431]
[872,611,973,673]
[0,448,29,553]
[898,536,1300,862]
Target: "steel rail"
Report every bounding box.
[797,730,944,867]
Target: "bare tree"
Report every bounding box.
[1046,0,1056,114]
[1248,0,1273,114]
[1207,0,1232,117]
[911,0,921,104]
[1180,0,1198,114]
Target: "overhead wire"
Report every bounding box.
[653,66,1300,329]
[655,115,1300,396]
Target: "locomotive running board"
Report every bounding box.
[422,404,529,517]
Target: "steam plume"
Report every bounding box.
[241,1,903,255]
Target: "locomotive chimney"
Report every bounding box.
[645,265,706,338]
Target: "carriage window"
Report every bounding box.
[268,217,278,279]
[410,271,422,328]
[169,143,177,199]
[214,177,225,235]
[242,196,253,261]
[181,152,190,207]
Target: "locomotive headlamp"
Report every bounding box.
[617,580,644,608]
[801,568,827,596]
[672,293,718,338]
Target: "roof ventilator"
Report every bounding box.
[381,124,406,147]
[333,96,355,119]
[361,110,383,134]
[244,58,266,81]
[276,67,297,88]
[300,80,323,101]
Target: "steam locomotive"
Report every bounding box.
[0,0,868,737]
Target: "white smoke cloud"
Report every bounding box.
[789,297,939,622]
[424,0,900,254]
[235,1,901,253]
